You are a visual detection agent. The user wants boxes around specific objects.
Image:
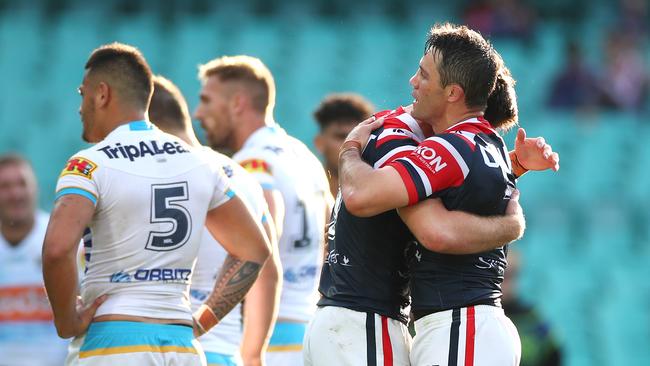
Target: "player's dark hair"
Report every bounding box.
[424,23,498,110]
[313,93,374,130]
[484,64,518,131]
[149,75,191,132]
[85,42,153,110]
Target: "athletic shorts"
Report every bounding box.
[265,321,307,366]
[411,305,521,366]
[71,321,206,366]
[303,306,411,366]
[205,351,242,366]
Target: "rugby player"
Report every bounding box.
[338,24,559,365]
[42,43,270,366]
[195,55,330,366]
[149,75,282,366]
[313,93,374,196]
[0,155,69,365]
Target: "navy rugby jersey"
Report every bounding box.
[317,107,425,323]
[388,117,517,317]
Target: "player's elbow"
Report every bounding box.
[509,214,526,243]
[252,239,272,265]
[342,187,375,217]
[416,229,458,253]
[54,322,75,339]
[42,239,70,263]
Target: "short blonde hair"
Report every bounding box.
[198,55,275,115]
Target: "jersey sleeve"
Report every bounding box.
[233,149,276,190]
[55,154,100,206]
[208,163,235,211]
[387,134,469,205]
[365,109,422,169]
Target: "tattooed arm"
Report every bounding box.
[196,195,272,335]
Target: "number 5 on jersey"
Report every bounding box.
[146,182,192,251]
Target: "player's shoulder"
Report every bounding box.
[59,145,105,182]
[372,106,425,141]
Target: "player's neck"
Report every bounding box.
[99,110,148,139]
[1,215,35,247]
[436,108,484,133]
[233,113,273,152]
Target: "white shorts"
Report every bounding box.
[67,321,206,366]
[265,321,307,366]
[303,306,411,366]
[411,305,521,366]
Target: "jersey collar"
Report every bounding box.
[108,120,155,136]
[444,117,490,133]
[241,123,285,150]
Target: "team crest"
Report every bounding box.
[60,157,98,179]
[240,159,272,175]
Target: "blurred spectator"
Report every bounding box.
[503,250,562,366]
[616,0,648,41]
[463,0,537,41]
[0,154,68,366]
[313,93,374,196]
[547,41,600,110]
[598,30,648,111]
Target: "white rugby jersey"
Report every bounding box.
[0,211,69,365]
[191,148,267,356]
[55,121,233,322]
[233,124,329,322]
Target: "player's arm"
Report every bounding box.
[263,189,285,239]
[509,128,560,177]
[196,195,272,336]
[340,147,409,217]
[398,190,525,254]
[42,194,106,338]
[241,211,282,366]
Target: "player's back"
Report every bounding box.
[401,118,517,316]
[233,124,328,322]
[190,149,267,357]
[318,107,425,322]
[56,121,231,323]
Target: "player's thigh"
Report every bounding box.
[411,306,520,366]
[204,352,242,366]
[473,311,521,366]
[266,320,307,366]
[303,306,410,366]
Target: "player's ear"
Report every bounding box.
[95,81,111,109]
[447,84,464,103]
[231,92,246,115]
[314,134,325,155]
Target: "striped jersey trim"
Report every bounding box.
[79,345,197,358]
[55,186,98,205]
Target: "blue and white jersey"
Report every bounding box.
[234,124,329,322]
[190,148,268,356]
[55,120,233,322]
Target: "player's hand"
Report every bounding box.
[505,189,522,217]
[342,115,384,153]
[513,128,560,172]
[192,318,204,338]
[70,294,107,337]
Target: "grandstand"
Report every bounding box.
[1,0,649,365]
